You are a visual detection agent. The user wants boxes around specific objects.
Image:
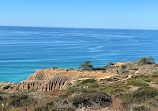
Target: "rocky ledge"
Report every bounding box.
[15,68,115,91]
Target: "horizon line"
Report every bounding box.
[0,25,158,31]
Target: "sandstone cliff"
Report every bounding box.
[16,68,115,91]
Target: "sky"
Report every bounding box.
[0,0,158,29]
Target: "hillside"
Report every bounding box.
[0,57,158,111]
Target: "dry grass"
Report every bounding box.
[27,68,116,82]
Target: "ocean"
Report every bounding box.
[0,26,158,82]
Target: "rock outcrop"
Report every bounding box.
[16,68,115,91]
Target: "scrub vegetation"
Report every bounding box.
[0,57,158,111]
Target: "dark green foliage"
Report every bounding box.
[80,79,96,85]
[0,96,4,101]
[127,79,148,87]
[46,101,54,107]
[127,76,149,87]
[0,91,6,94]
[147,96,158,107]
[79,61,94,70]
[3,85,11,90]
[121,65,126,70]
[70,92,112,108]
[152,73,158,77]
[132,105,151,111]
[130,68,139,70]
[51,67,59,69]
[106,62,114,67]
[9,94,37,108]
[122,87,158,109]
[94,67,106,70]
[137,56,155,65]
[102,87,126,94]
[66,87,87,94]
[100,78,113,82]
[132,75,152,82]
[88,84,99,89]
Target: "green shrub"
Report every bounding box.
[0,96,4,101]
[79,61,94,70]
[3,85,11,90]
[80,79,96,85]
[122,87,158,109]
[130,68,139,70]
[51,67,59,69]
[88,84,99,89]
[127,79,149,87]
[132,105,151,111]
[94,67,106,70]
[152,73,158,77]
[34,106,49,111]
[8,108,21,111]
[102,87,126,94]
[51,107,75,111]
[137,56,155,65]
[46,101,54,107]
[106,62,114,67]
[70,92,112,108]
[153,80,158,84]
[133,75,152,82]
[147,96,158,107]
[0,91,6,94]
[100,78,112,82]
[66,87,87,94]
[9,94,37,107]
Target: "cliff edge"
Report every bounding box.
[16,68,115,91]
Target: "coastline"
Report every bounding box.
[0,58,158,111]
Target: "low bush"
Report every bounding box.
[66,87,87,94]
[34,106,49,111]
[70,92,112,108]
[152,73,158,77]
[35,103,75,111]
[80,79,96,85]
[132,75,152,82]
[137,56,155,65]
[100,78,113,82]
[102,87,126,94]
[9,94,37,108]
[3,85,11,90]
[88,83,100,89]
[79,61,94,70]
[8,108,21,111]
[0,91,4,94]
[51,67,59,69]
[147,96,158,107]
[153,80,158,84]
[130,68,139,70]
[131,105,151,111]
[106,62,114,67]
[122,87,158,109]
[0,96,4,102]
[127,78,149,87]
[46,101,54,107]
[94,67,106,70]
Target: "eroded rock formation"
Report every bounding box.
[16,68,115,91]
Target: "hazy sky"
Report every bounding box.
[0,0,158,29]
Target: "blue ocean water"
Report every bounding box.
[0,26,158,82]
